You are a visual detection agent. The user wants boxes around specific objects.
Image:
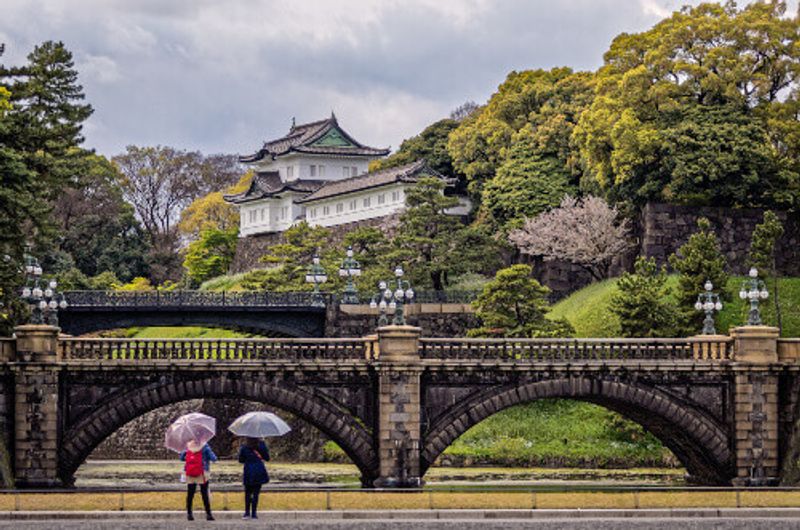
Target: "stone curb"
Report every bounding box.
[0,508,799,520]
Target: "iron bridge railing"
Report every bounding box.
[420,337,734,361]
[62,290,480,308]
[59,338,376,361]
[62,290,332,308]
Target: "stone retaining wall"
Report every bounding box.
[327,304,479,338]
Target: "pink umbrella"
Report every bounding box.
[165,412,216,453]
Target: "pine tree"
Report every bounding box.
[668,218,729,335]
[469,264,573,338]
[749,211,784,332]
[610,257,678,337]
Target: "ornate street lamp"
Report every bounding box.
[370,265,414,326]
[739,267,769,326]
[694,280,723,335]
[305,254,328,306]
[21,254,67,326]
[338,246,361,304]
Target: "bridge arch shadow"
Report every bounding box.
[59,375,378,486]
[422,377,733,485]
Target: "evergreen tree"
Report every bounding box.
[749,211,785,331]
[668,218,729,335]
[469,264,573,338]
[610,256,678,337]
[389,177,500,291]
[482,127,575,230]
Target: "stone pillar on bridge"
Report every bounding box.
[13,325,62,487]
[731,325,780,486]
[374,325,422,488]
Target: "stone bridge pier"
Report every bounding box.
[0,323,798,488]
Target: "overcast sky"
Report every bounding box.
[1,0,796,158]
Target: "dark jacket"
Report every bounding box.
[238,441,270,485]
[179,444,218,472]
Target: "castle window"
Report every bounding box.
[286,166,294,178]
[391,191,400,202]
[336,203,344,213]
[378,194,385,205]
[319,165,325,177]
[349,200,357,211]
[351,167,358,177]
[281,206,288,220]
[323,205,330,216]
[310,165,317,177]
[363,197,371,208]
[260,208,265,221]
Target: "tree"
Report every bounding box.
[749,210,785,331]
[668,217,729,335]
[509,196,632,281]
[389,177,498,291]
[610,257,678,337]
[370,119,464,185]
[449,101,479,122]
[183,228,238,286]
[179,171,252,241]
[574,1,800,209]
[45,153,150,281]
[482,127,575,230]
[113,146,242,282]
[468,264,573,338]
[447,68,594,198]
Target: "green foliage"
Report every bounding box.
[183,228,238,286]
[669,218,729,334]
[482,128,575,230]
[574,1,800,209]
[610,257,678,337]
[55,269,120,291]
[390,177,501,291]
[371,119,463,183]
[447,67,593,199]
[444,400,671,468]
[114,277,154,291]
[470,264,574,338]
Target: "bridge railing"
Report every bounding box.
[59,337,376,361]
[419,337,734,361]
[62,290,331,308]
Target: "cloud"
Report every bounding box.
[1,0,794,158]
[78,54,122,84]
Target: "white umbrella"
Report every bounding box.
[228,411,292,438]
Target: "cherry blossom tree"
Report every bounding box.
[509,196,632,281]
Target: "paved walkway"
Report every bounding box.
[0,509,799,528]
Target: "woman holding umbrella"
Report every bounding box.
[165,412,218,521]
[180,440,217,521]
[238,437,270,519]
[230,411,291,520]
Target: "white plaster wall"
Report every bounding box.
[246,154,373,182]
[303,183,409,227]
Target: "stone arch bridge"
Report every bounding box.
[4,324,800,488]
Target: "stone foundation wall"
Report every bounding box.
[327,305,479,338]
[641,203,800,276]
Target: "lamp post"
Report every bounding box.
[305,254,328,306]
[739,267,769,326]
[694,280,723,335]
[338,246,361,304]
[21,254,67,326]
[370,265,414,326]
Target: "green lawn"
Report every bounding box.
[125,326,253,339]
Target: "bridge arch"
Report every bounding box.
[59,375,378,485]
[422,376,733,484]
